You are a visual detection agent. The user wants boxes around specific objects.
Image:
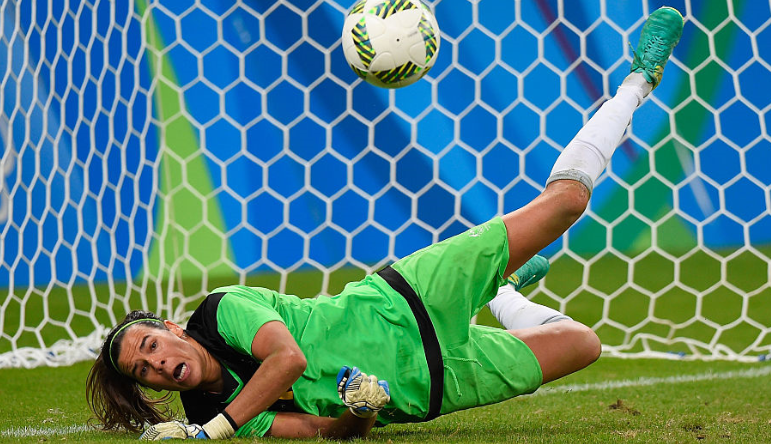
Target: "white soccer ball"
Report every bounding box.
[341,0,441,89]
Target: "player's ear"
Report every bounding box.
[164,320,184,337]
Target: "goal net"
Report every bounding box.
[1,0,769,367]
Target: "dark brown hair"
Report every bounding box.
[85,310,175,432]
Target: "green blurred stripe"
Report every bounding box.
[134,0,236,303]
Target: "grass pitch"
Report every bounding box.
[1,357,770,443]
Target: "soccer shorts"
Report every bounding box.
[390,217,543,410]
[392,217,510,347]
[439,324,542,413]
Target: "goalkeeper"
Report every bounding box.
[86,6,683,441]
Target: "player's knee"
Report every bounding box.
[543,180,590,223]
[560,320,601,365]
[578,323,602,364]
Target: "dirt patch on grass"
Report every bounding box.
[608,399,641,416]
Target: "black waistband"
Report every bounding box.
[376,265,443,421]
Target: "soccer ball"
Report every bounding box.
[341,0,441,89]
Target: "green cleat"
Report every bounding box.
[507,255,549,291]
[630,6,684,89]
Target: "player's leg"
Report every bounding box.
[489,285,572,329]
[488,255,573,329]
[500,6,684,279]
[440,321,598,413]
[501,7,684,383]
[509,320,601,384]
[491,258,594,380]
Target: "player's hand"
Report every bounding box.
[139,413,235,440]
[336,366,391,418]
[139,421,208,440]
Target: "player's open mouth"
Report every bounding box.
[173,363,188,382]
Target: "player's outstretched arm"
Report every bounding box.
[266,411,377,439]
[266,366,391,439]
[140,364,390,440]
[266,367,390,440]
[139,410,378,440]
[223,320,308,433]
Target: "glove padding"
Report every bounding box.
[139,421,208,440]
[336,366,390,418]
[139,413,235,440]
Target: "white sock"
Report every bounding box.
[488,285,572,330]
[546,72,652,193]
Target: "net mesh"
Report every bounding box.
[1,0,770,367]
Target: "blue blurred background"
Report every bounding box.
[1,0,769,290]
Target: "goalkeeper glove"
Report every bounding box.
[139,421,206,440]
[336,366,390,418]
[139,413,236,440]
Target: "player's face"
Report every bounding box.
[116,322,212,392]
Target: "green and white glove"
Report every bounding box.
[336,366,391,418]
[139,413,235,440]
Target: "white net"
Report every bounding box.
[0,0,769,368]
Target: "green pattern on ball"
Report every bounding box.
[418,16,438,63]
[350,0,368,14]
[373,61,421,84]
[351,64,368,80]
[371,0,416,19]
[352,19,375,69]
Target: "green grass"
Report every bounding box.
[1,357,770,443]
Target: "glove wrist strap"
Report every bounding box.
[202,413,236,440]
[221,411,239,431]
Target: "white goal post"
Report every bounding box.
[1,0,769,368]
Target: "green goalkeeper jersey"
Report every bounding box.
[220,281,429,419]
[182,280,430,437]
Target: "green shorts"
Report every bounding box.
[440,324,542,413]
[391,217,543,412]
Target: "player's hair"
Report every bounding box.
[86,310,175,433]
